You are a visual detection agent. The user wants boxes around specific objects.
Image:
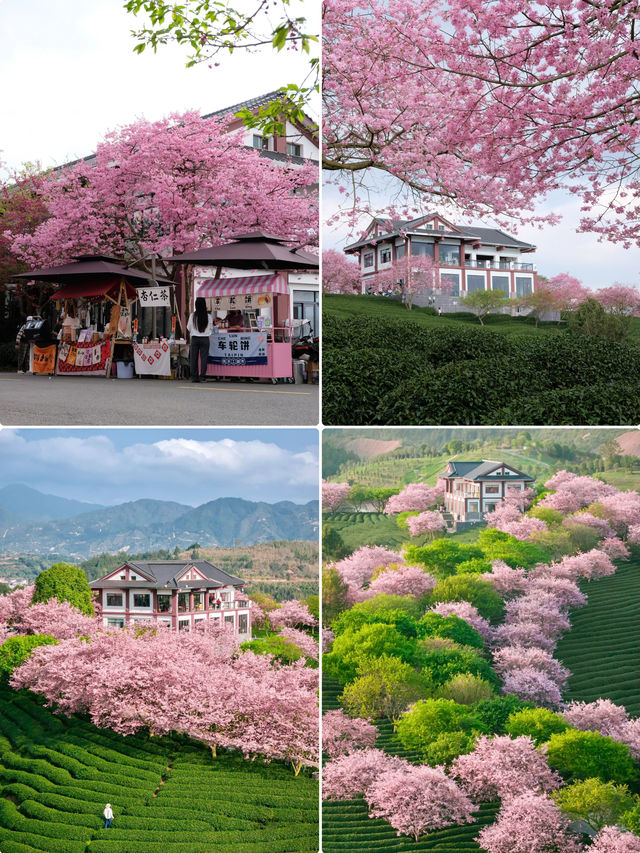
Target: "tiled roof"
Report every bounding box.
[443,460,534,481]
[89,560,245,589]
[202,91,286,120]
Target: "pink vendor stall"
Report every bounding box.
[196,274,293,381]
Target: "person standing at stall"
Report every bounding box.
[15,317,31,374]
[187,297,213,383]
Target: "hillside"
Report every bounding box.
[0,686,318,853]
[0,495,319,559]
[556,553,640,716]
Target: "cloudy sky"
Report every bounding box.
[0,428,319,506]
[0,0,318,174]
[323,175,639,291]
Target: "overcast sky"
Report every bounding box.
[323,176,639,291]
[0,0,318,175]
[0,428,319,506]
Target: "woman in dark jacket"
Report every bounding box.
[187,297,213,382]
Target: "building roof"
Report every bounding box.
[443,460,534,481]
[202,91,287,120]
[90,560,245,590]
[345,215,535,253]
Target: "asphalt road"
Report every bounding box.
[0,374,319,426]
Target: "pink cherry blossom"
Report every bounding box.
[563,512,616,539]
[451,736,562,802]
[322,249,362,294]
[322,748,409,800]
[322,481,351,512]
[384,482,445,515]
[500,667,563,708]
[482,561,528,597]
[590,826,640,853]
[365,765,478,841]
[407,510,446,539]
[525,576,587,610]
[333,546,404,592]
[367,564,437,598]
[597,537,631,561]
[493,646,571,690]
[322,709,378,758]
[269,599,318,629]
[278,627,319,660]
[492,622,558,653]
[429,601,493,642]
[627,524,640,545]
[477,792,582,853]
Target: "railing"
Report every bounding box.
[462,260,534,271]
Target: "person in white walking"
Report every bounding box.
[103,803,114,828]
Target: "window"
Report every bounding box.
[286,142,302,157]
[440,272,460,297]
[485,503,497,513]
[409,239,435,258]
[439,243,460,265]
[363,252,374,269]
[193,593,203,612]
[492,275,510,292]
[239,614,249,634]
[252,134,269,150]
[516,276,533,296]
[157,593,172,613]
[133,593,151,608]
[468,501,480,513]
[106,617,125,629]
[224,615,235,627]
[219,592,227,602]
[178,618,190,632]
[485,485,500,494]
[106,593,123,608]
[380,247,392,264]
[178,592,189,612]
[395,243,406,259]
[120,575,126,580]
[130,574,138,580]
[466,274,486,292]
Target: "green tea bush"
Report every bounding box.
[323,314,640,425]
[546,730,639,785]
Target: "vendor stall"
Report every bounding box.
[197,274,292,380]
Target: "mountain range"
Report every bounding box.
[0,486,319,558]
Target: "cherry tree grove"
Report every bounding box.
[367,564,437,599]
[11,623,318,775]
[323,0,640,246]
[332,545,404,595]
[0,585,99,640]
[8,112,318,275]
[322,249,362,294]
[590,827,640,853]
[268,599,318,629]
[406,510,446,539]
[477,792,583,853]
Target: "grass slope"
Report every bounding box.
[322,676,495,852]
[556,553,640,716]
[0,687,318,853]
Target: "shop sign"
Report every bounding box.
[210,331,268,365]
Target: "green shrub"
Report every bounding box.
[417,612,484,648]
[332,604,419,640]
[339,654,431,722]
[324,622,416,684]
[421,731,477,767]
[33,562,94,615]
[396,699,487,757]
[552,778,638,832]
[456,558,493,575]
[505,708,570,745]
[436,673,494,705]
[241,634,304,663]
[0,634,58,679]
[546,730,639,785]
[468,696,534,736]
[415,645,499,688]
[431,575,504,622]
[476,528,551,570]
[405,540,485,578]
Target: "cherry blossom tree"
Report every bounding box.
[518,274,588,324]
[9,112,318,275]
[278,627,319,660]
[482,561,528,598]
[333,546,404,593]
[504,592,571,640]
[564,513,616,540]
[541,474,618,512]
[366,255,440,310]
[19,600,99,640]
[322,709,378,757]
[492,622,558,653]
[322,249,362,294]
[407,510,446,539]
[429,601,493,642]
[365,765,478,841]
[0,585,36,626]
[324,0,640,246]
[477,792,583,853]
[595,286,640,318]
[269,599,318,629]
[500,667,563,708]
[322,748,409,800]
[590,826,640,853]
[384,482,445,515]
[526,576,587,611]
[598,538,631,561]
[562,699,640,759]
[452,736,562,802]
[596,491,640,536]
[367,565,437,598]
[493,647,571,692]
[544,550,617,583]
[322,481,351,513]
[627,524,640,545]
[322,628,335,653]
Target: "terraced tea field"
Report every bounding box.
[322,677,496,852]
[324,512,408,551]
[556,552,640,716]
[0,687,318,853]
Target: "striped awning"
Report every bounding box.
[196,274,289,298]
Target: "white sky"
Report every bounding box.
[323,177,640,291]
[0,0,318,176]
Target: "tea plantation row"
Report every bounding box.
[322,314,640,425]
[0,687,318,853]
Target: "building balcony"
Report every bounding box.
[461,260,535,271]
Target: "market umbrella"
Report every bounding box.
[167,232,319,270]
[12,254,174,286]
